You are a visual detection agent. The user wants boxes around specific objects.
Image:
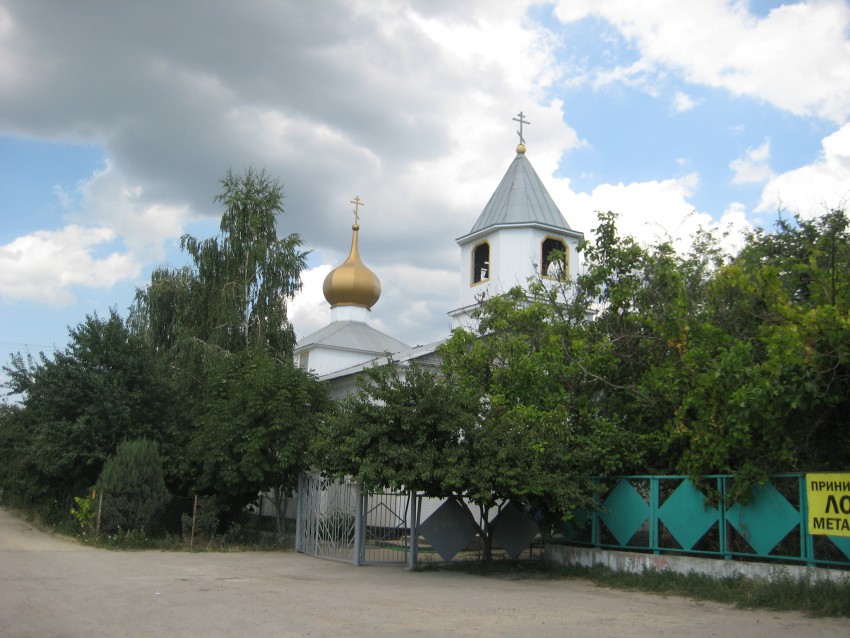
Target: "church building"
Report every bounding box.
[294,113,583,397]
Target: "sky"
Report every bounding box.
[1,0,849,387]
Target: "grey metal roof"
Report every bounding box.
[319,338,447,381]
[294,320,409,355]
[459,153,571,242]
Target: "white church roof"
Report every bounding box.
[319,338,446,381]
[294,320,409,355]
[457,151,572,243]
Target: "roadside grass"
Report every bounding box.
[420,560,850,617]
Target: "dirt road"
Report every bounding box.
[1,508,848,637]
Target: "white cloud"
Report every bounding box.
[553,172,699,246]
[0,0,845,352]
[0,225,141,305]
[290,265,332,341]
[673,91,698,113]
[757,124,850,215]
[70,161,191,259]
[549,170,753,257]
[730,139,773,184]
[552,0,850,122]
[0,160,193,306]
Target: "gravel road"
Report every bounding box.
[2,507,848,637]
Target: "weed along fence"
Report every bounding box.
[557,474,850,569]
[69,490,288,547]
[296,471,850,571]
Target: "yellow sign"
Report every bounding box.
[806,473,850,537]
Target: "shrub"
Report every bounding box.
[96,439,170,533]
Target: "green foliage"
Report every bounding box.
[659,210,850,495]
[318,289,640,560]
[96,439,171,533]
[1,311,183,500]
[0,403,32,498]
[314,361,474,495]
[130,167,306,357]
[543,208,850,500]
[70,491,97,534]
[125,168,319,509]
[189,349,329,515]
[181,496,220,541]
[440,286,638,519]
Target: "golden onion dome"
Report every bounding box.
[322,223,381,309]
[516,143,526,155]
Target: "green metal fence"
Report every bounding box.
[561,474,850,569]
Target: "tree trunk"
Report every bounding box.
[270,486,287,539]
[479,503,494,562]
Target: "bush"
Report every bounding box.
[96,439,170,533]
[181,496,220,542]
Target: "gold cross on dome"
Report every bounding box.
[513,111,530,145]
[350,195,364,224]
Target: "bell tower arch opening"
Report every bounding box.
[472,241,490,284]
[541,236,568,280]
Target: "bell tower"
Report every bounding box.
[450,112,583,327]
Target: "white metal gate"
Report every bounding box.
[295,471,412,565]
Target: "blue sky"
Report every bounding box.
[1,0,849,395]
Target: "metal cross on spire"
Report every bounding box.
[513,111,530,145]
[350,195,364,225]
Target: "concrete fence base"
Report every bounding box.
[544,544,850,584]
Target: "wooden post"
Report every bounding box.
[257,494,263,541]
[95,490,104,537]
[190,494,199,548]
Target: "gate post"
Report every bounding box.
[408,491,419,570]
[295,471,304,553]
[649,477,659,554]
[354,485,364,566]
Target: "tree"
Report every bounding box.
[130,167,306,357]
[555,211,729,474]
[97,439,170,533]
[317,286,639,561]
[189,350,330,534]
[128,168,322,512]
[313,360,475,496]
[1,311,182,505]
[0,403,32,502]
[544,208,850,500]
[439,288,638,556]
[662,209,850,495]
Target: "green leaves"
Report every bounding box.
[1,169,321,523]
[132,168,306,357]
[1,311,182,499]
[313,361,472,495]
[189,349,329,512]
[96,439,170,533]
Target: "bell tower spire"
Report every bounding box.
[449,112,584,327]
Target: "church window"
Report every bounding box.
[298,352,309,370]
[472,242,490,284]
[542,237,567,279]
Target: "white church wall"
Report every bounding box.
[306,347,385,379]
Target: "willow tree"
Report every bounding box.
[131,167,306,357]
[129,169,317,519]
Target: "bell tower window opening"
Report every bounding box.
[542,237,567,280]
[472,241,490,284]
